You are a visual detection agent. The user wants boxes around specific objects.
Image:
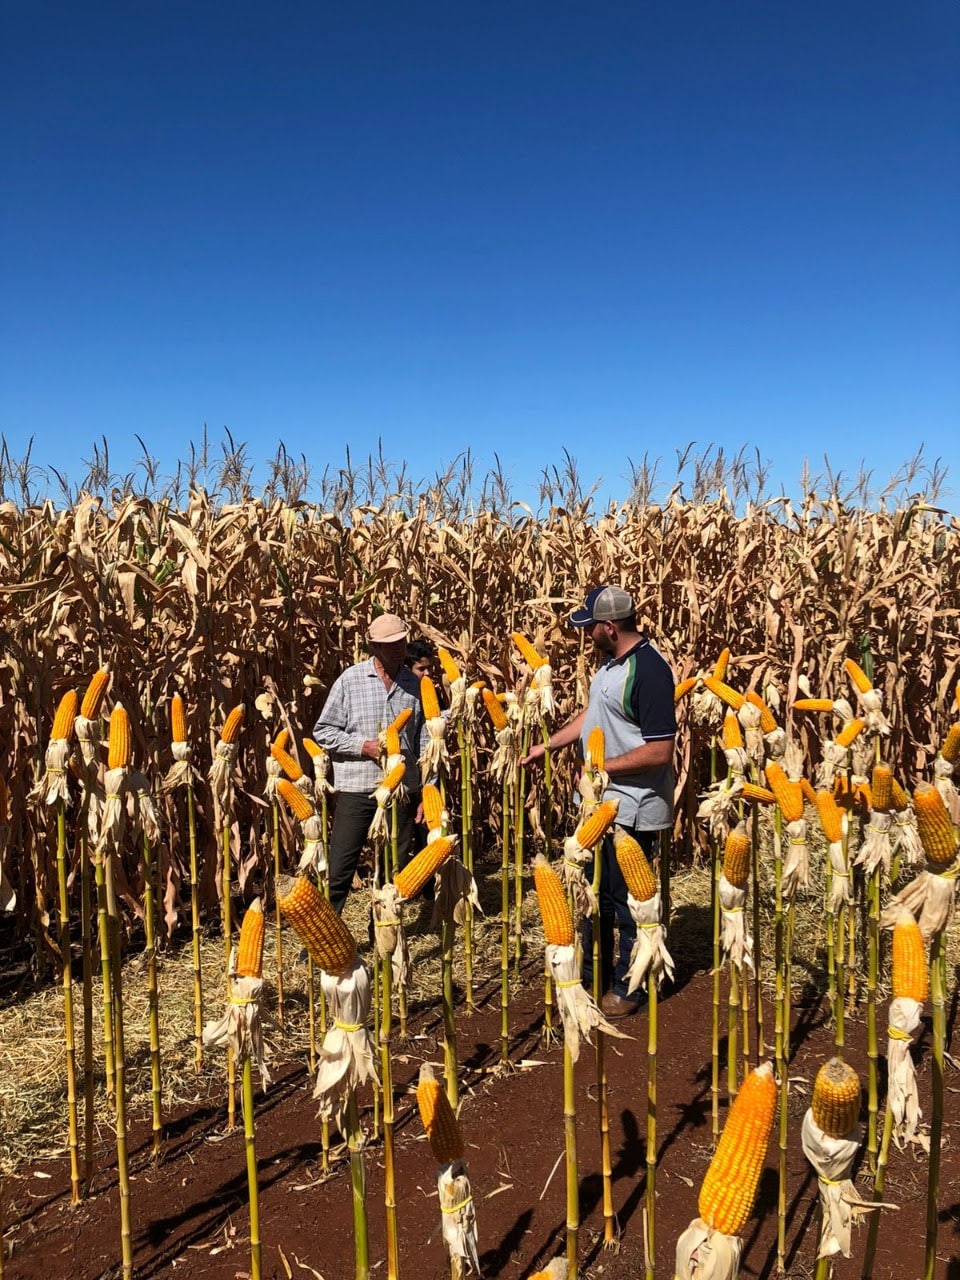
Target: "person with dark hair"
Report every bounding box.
[405,638,437,681]
[522,585,676,1017]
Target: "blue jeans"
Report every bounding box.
[581,827,661,1001]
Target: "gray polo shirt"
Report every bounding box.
[580,638,676,830]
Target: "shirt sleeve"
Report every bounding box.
[629,654,677,741]
[312,674,366,760]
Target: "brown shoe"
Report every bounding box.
[601,991,642,1019]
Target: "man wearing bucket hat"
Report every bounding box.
[312,610,428,912]
[523,585,676,1016]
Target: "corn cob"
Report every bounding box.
[745,690,777,733]
[811,1058,861,1138]
[814,790,844,844]
[108,705,131,769]
[380,761,406,795]
[674,677,697,701]
[697,1061,777,1235]
[277,778,315,822]
[236,900,265,978]
[221,704,245,744]
[890,778,911,812]
[422,784,444,831]
[613,827,657,901]
[722,825,751,888]
[420,675,441,720]
[836,717,865,748]
[271,742,304,782]
[303,738,323,759]
[722,712,743,750]
[741,782,776,804]
[80,667,110,719]
[713,648,731,680]
[272,728,290,752]
[438,647,462,684]
[586,726,605,771]
[871,763,893,813]
[572,798,620,849]
[171,693,187,744]
[764,761,804,823]
[844,658,873,694]
[384,725,401,757]
[793,698,835,713]
[512,631,546,669]
[799,777,818,807]
[482,688,508,731]
[940,724,960,765]
[417,1065,464,1163]
[533,856,574,947]
[52,690,78,741]
[394,835,456,900]
[703,675,745,711]
[892,911,928,1002]
[389,707,413,735]
[912,782,958,865]
[277,874,356,974]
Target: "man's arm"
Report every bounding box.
[312,674,377,761]
[520,708,587,767]
[605,736,674,777]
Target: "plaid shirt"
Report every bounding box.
[312,658,427,794]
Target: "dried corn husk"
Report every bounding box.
[437,1161,480,1278]
[0,812,14,912]
[559,833,597,920]
[674,1221,741,1280]
[882,860,959,939]
[31,738,72,807]
[887,996,925,1150]
[371,881,409,989]
[431,855,481,931]
[202,950,271,1087]
[262,753,282,801]
[313,956,378,1128]
[420,712,449,776]
[781,819,810,900]
[162,739,195,792]
[544,942,628,1063]
[297,812,327,878]
[933,754,960,826]
[490,724,518,786]
[718,873,753,973]
[624,888,674,993]
[800,1110,881,1258]
[209,739,240,812]
[853,811,892,878]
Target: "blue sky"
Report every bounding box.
[1,2,957,507]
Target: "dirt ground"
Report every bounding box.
[1,873,959,1279]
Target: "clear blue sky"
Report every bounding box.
[2,2,957,506]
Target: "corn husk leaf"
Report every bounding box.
[437,1161,480,1276]
[624,889,675,993]
[675,1219,742,1280]
[544,942,629,1063]
[718,874,753,973]
[314,957,378,1127]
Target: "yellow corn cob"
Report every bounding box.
[389,707,413,735]
[844,658,873,694]
[815,790,844,844]
[871,763,893,813]
[272,728,290,752]
[836,718,865,749]
[271,742,304,783]
[940,723,960,766]
[799,777,818,808]
[512,631,546,669]
[741,782,776,805]
[892,910,928,1002]
[171,693,187,744]
[422,784,444,831]
[438,647,462,684]
[235,900,265,978]
[586,727,605,771]
[722,712,743,751]
[811,1058,861,1138]
[380,761,406,795]
[912,782,959,866]
[394,835,456,900]
[221,704,245,745]
[416,1065,464,1164]
[698,1061,777,1236]
[52,690,78,742]
[722,825,751,888]
[108,705,131,769]
[703,675,745,711]
[420,675,441,721]
[303,738,323,759]
[745,690,777,733]
[533,856,574,946]
[573,799,620,849]
[713,647,731,680]
[764,762,804,823]
[792,698,835,713]
[674,677,697,702]
[482,688,508,731]
[890,778,911,812]
[613,827,657,901]
[384,724,401,757]
[79,668,110,720]
[277,778,315,822]
[855,780,872,813]
[277,874,357,974]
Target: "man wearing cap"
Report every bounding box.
[312,612,428,912]
[523,585,676,1016]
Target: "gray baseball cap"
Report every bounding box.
[569,585,634,627]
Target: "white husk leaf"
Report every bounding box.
[933,756,960,825]
[420,714,450,775]
[674,1219,742,1280]
[697,779,743,843]
[437,1162,480,1274]
[887,996,926,1149]
[577,765,609,814]
[372,882,409,989]
[882,863,958,939]
[431,856,481,930]
[490,726,518,786]
[0,821,15,911]
[530,662,555,718]
[718,874,753,972]
[202,972,271,1087]
[297,815,327,877]
[209,740,240,811]
[826,840,852,911]
[31,738,72,806]
[263,754,281,800]
[624,889,675,992]
[369,781,405,843]
[127,772,161,845]
[544,942,629,1063]
[891,808,924,866]
[722,747,749,777]
[856,686,891,736]
[853,811,892,877]
[800,1110,878,1257]
[817,740,850,790]
[447,675,466,721]
[781,820,809,900]
[313,957,379,1128]
[74,714,101,770]
[162,739,194,792]
[96,765,130,855]
[311,748,334,793]
[560,837,597,920]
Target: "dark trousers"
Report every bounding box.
[328,791,417,913]
[581,827,661,1001]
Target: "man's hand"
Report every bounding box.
[361,738,381,761]
[520,742,547,768]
